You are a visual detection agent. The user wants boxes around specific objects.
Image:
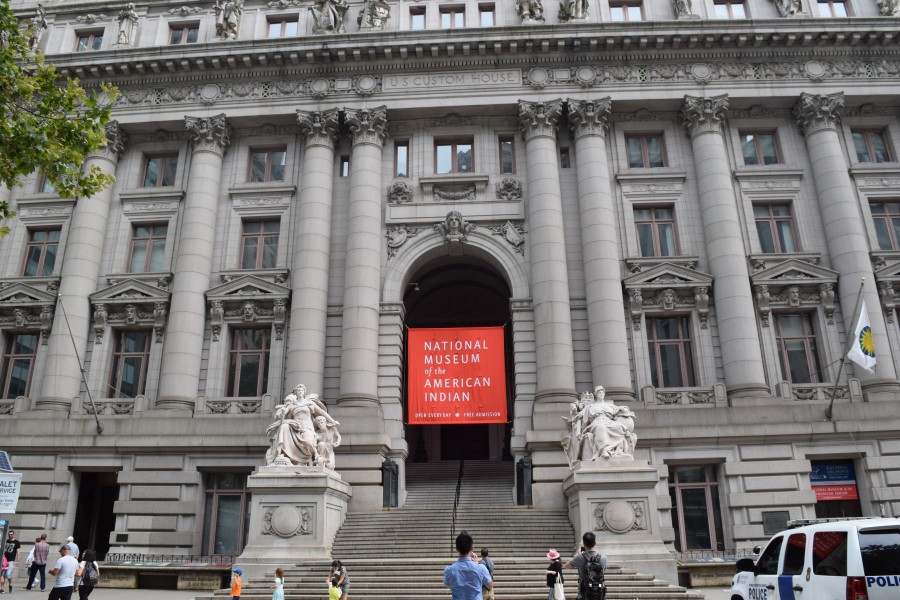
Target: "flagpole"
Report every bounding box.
[825,277,866,421]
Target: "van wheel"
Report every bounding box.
[731,596,745,600]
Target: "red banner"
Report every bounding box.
[813,484,859,501]
[407,327,507,425]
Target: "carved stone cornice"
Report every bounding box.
[185,113,232,156]
[344,106,388,148]
[680,94,729,138]
[567,97,611,140]
[518,99,563,141]
[296,109,340,149]
[89,120,128,162]
[793,92,844,137]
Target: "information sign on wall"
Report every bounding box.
[0,473,22,513]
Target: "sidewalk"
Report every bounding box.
[12,590,199,599]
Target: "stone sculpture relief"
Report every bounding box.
[435,211,476,243]
[877,0,900,15]
[562,386,638,467]
[773,0,803,17]
[28,4,48,53]
[310,0,349,34]
[358,0,390,30]
[672,0,694,17]
[387,181,413,204]
[213,0,243,39]
[266,384,341,468]
[517,0,545,22]
[117,3,139,45]
[558,0,589,21]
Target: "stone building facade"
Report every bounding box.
[2,0,900,563]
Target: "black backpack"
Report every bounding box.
[581,551,605,600]
[84,562,100,586]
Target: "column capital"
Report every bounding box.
[680,94,729,138]
[344,106,388,147]
[567,97,612,140]
[793,92,845,136]
[518,99,563,141]
[89,120,128,162]
[185,113,232,156]
[296,109,340,149]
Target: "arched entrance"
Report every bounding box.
[403,256,514,462]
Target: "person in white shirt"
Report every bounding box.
[47,546,78,600]
[64,538,79,562]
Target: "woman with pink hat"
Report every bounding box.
[546,549,565,599]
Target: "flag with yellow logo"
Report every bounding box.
[847,301,876,374]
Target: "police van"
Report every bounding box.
[730,517,900,600]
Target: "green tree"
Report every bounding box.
[0,1,119,235]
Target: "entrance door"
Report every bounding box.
[73,472,119,559]
[441,425,490,460]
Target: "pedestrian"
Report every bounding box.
[231,568,242,600]
[75,549,99,600]
[479,548,495,600]
[0,554,7,594]
[64,538,79,562]
[325,560,349,600]
[546,549,564,600]
[47,545,78,600]
[270,567,284,600]
[564,532,607,600]
[25,535,49,591]
[4,530,20,593]
[444,531,492,600]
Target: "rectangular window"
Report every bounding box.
[871,201,900,250]
[169,24,199,44]
[754,204,797,253]
[410,7,426,30]
[740,131,780,165]
[713,0,746,18]
[775,313,824,384]
[201,473,251,556]
[141,154,178,188]
[559,147,571,169]
[129,224,168,273]
[812,530,848,575]
[783,534,808,575]
[479,3,496,26]
[75,31,103,52]
[440,6,466,28]
[635,207,677,257]
[817,0,848,16]
[668,465,725,552]
[626,134,666,168]
[499,137,515,174]
[647,316,696,388]
[267,17,298,38]
[340,155,350,177]
[610,1,643,21]
[108,330,151,398]
[435,140,473,174]
[248,148,287,183]
[22,228,61,277]
[394,141,409,178]
[240,220,279,270]
[1,333,39,399]
[226,328,271,397]
[852,130,892,163]
[38,174,56,194]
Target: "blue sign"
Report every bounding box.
[810,462,856,483]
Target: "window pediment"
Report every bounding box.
[871,251,900,323]
[623,261,713,331]
[0,279,58,342]
[750,257,837,327]
[206,275,290,342]
[89,278,172,345]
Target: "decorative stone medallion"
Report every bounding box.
[263,505,312,537]
[600,500,636,533]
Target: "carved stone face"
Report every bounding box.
[294,384,306,398]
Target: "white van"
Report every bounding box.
[730,517,900,600]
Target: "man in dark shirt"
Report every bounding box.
[564,532,607,600]
[3,530,20,593]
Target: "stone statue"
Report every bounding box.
[214,0,243,39]
[558,0,588,21]
[358,0,390,30]
[309,0,349,34]
[562,386,637,467]
[774,0,802,16]
[117,3,139,45]
[266,384,340,467]
[435,211,476,243]
[314,415,341,468]
[877,0,900,16]
[517,0,545,22]
[672,0,692,16]
[28,4,48,53]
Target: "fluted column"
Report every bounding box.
[793,92,899,391]
[680,95,768,399]
[156,114,231,410]
[286,109,340,392]
[518,100,577,407]
[338,107,388,409]
[568,98,632,399]
[37,122,127,410]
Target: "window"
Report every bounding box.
[240,221,279,270]
[859,529,900,576]
[38,174,56,194]
[756,536,784,575]
[740,131,780,165]
[108,330,151,398]
[668,465,725,552]
[559,147,571,169]
[169,24,199,44]
[754,204,797,253]
[635,207,677,257]
[340,156,350,177]
[141,155,178,188]
[610,1,643,21]
[871,201,900,250]
[410,7,426,30]
[267,17,298,38]
[75,31,103,52]
[817,0,848,16]
[713,0,746,18]
[129,224,168,273]
[852,130,891,163]
[395,141,409,178]
[479,3,496,26]
[812,531,848,576]
[647,316,696,388]
[441,6,465,28]
[499,137,515,174]
[22,228,60,277]
[201,473,251,556]
[1,333,39,399]
[783,534,807,575]
[226,328,271,397]
[435,140,473,174]
[626,134,666,168]
[775,313,824,384]
[248,148,287,183]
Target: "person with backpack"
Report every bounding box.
[74,549,99,600]
[564,532,607,600]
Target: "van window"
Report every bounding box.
[783,533,806,575]
[859,528,900,575]
[812,531,848,576]
[757,536,783,575]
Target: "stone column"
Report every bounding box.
[793,92,899,392]
[286,109,340,393]
[338,107,388,409]
[37,122,127,411]
[680,95,769,399]
[568,98,632,399]
[156,114,231,410]
[518,100,577,408]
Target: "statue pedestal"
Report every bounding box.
[237,465,351,579]
[563,458,677,584]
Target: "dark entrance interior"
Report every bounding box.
[73,471,119,560]
[403,257,513,462]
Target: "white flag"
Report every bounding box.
[847,301,876,374]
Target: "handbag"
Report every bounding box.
[553,572,566,600]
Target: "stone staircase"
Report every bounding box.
[203,460,703,599]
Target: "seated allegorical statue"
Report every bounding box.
[266,384,340,467]
[562,385,637,468]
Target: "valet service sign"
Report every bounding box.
[407,327,507,425]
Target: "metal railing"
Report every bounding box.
[103,553,235,565]
[450,458,465,553]
[675,549,756,563]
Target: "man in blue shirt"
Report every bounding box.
[444,532,492,600]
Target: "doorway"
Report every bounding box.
[73,472,119,559]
